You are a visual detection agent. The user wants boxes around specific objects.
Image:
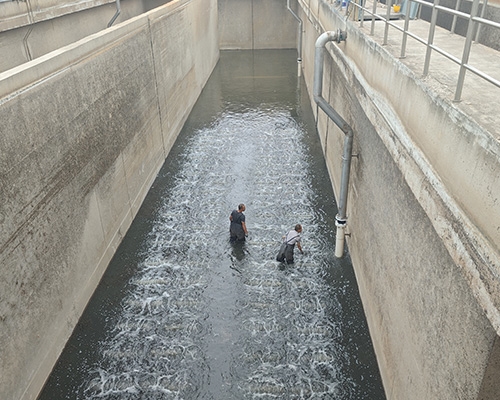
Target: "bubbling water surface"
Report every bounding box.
[39,50,385,400]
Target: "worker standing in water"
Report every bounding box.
[278,224,303,264]
[229,203,248,242]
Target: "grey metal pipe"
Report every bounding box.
[107,0,121,28]
[287,0,303,76]
[313,30,351,257]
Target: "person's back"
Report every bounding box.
[229,203,247,242]
[278,224,303,264]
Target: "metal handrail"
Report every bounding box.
[350,0,500,102]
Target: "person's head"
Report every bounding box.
[295,224,302,233]
[238,203,246,212]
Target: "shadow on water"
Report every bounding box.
[38,50,386,400]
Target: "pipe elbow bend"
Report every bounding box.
[315,31,337,48]
[343,125,354,138]
[315,30,347,48]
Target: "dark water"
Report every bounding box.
[38,50,385,399]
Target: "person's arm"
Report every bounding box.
[296,241,303,254]
[229,213,233,221]
[241,221,248,235]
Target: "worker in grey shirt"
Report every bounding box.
[283,224,303,264]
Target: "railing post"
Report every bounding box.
[451,0,462,34]
[370,0,378,35]
[384,0,394,44]
[423,0,440,76]
[359,0,366,28]
[400,0,412,58]
[475,0,488,42]
[454,0,482,101]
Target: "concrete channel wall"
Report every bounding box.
[293,0,500,399]
[218,0,298,49]
[1,0,499,398]
[0,0,218,398]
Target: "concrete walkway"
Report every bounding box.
[356,4,500,140]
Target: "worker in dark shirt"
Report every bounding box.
[229,203,248,242]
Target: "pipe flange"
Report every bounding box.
[336,29,347,43]
[335,215,347,227]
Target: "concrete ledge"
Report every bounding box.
[0,12,147,100]
[0,0,116,32]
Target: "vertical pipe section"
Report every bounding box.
[313,30,352,258]
[287,0,303,76]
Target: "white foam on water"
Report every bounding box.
[73,106,366,399]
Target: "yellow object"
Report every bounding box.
[393,4,401,12]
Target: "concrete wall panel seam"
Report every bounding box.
[146,17,167,158]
